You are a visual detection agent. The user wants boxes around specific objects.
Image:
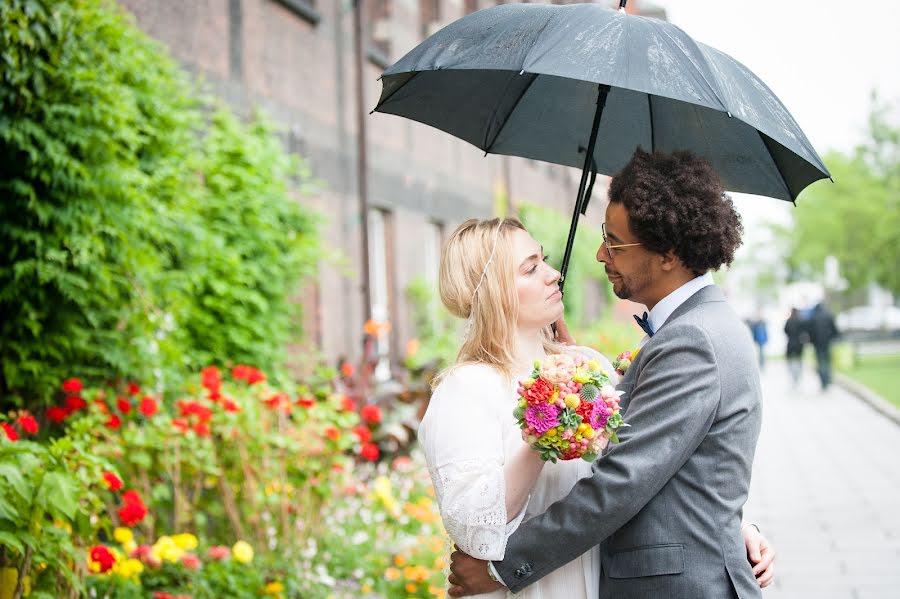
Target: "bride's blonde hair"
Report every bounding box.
[435,217,561,386]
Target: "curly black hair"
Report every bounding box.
[608,148,744,276]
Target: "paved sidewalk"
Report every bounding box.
[745,364,900,598]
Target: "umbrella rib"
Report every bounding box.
[371,71,420,113]
[647,93,655,152]
[755,130,795,201]
[482,73,539,153]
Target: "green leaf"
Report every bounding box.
[0,462,31,502]
[35,471,78,520]
[0,530,24,553]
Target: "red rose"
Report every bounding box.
[94,400,109,414]
[352,425,371,444]
[324,426,340,441]
[62,378,83,394]
[127,382,141,396]
[46,406,69,423]
[138,396,159,417]
[118,491,147,525]
[117,397,132,414]
[296,396,315,408]
[222,399,240,413]
[102,471,123,491]
[246,367,265,385]
[341,396,357,412]
[360,442,380,461]
[65,396,87,412]
[340,362,355,378]
[89,545,116,573]
[17,414,39,435]
[192,422,210,437]
[1,423,18,442]
[105,414,122,430]
[359,404,382,425]
[201,366,221,393]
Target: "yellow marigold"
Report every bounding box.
[393,554,407,567]
[113,527,134,545]
[172,533,199,551]
[232,540,254,564]
[384,567,401,581]
[152,537,183,563]
[112,558,144,579]
[405,583,417,593]
[123,540,137,556]
[433,556,446,570]
[429,586,446,599]
[264,581,285,594]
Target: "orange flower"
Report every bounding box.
[363,319,391,337]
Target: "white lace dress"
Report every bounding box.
[418,347,617,599]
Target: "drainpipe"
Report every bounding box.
[353,0,372,327]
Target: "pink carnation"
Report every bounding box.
[525,403,560,435]
[539,354,577,386]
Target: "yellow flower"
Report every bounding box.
[232,540,254,564]
[113,527,134,545]
[112,558,144,580]
[429,586,446,599]
[433,556,446,570]
[172,533,199,551]
[264,581,285,594]
[405,582,417,593]
[393,554,407,567]
[384,567,401,581]
[361,583,372,593]
[123,540,137,555]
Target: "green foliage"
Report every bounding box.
[0,0,322,406]
[517,202,612,328]
[403,277,458,371]
[782,97,900,294]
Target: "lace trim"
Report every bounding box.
[430,458,509,560]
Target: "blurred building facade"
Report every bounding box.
[118,0,663,369]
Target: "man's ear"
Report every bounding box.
[659,249,681,272]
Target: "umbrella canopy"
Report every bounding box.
[373,2,830,283]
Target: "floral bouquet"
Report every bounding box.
[513,354,626,462]
[612,349,639,377]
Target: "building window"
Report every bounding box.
[420,0,441,38]
[272,0,321,25]
[368,0,392,67]
[368,209,393,381]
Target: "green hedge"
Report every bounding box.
[0,0,322,406]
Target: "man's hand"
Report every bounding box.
[447,548,503,597]
[553,316,576,345]
[742,524,776,588]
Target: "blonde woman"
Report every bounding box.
[418,217,611,599]
[418,217,775,599]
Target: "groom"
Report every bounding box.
[448,149,766,598]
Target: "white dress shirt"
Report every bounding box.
[638,272,715,347]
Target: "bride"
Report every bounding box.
[418,217,773,598]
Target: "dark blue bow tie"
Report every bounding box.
[634,312,654,337]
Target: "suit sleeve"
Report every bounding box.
[494,323,722,591]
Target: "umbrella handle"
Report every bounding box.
[559,84,610,294]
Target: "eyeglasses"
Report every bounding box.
[601,223,643,261]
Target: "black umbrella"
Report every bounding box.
[373,2,830,289]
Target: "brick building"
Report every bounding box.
[118,0,663,370]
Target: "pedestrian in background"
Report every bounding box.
[749,316,769,371]
[783,308,806,386]
[808,302,839,391]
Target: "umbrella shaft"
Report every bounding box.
[559,84,610,293]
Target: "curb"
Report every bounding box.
[834,372,900,426]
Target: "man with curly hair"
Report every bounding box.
[449,149,768,599]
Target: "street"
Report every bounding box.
[746,363,900,598]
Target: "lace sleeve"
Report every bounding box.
[419,365,521,560]
[430,459,516,560]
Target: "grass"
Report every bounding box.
[836,351,900,409]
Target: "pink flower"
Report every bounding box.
[180,553,201,570]
[525,403,560,435]
[539,354,577,385]
[590,402,611,430]
[207,545,230,561]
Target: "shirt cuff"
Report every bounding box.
[488,561,507,587]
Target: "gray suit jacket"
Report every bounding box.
[495,285,763,599]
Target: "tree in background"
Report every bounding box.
[0,0,322,407]
[781,96,900,296]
